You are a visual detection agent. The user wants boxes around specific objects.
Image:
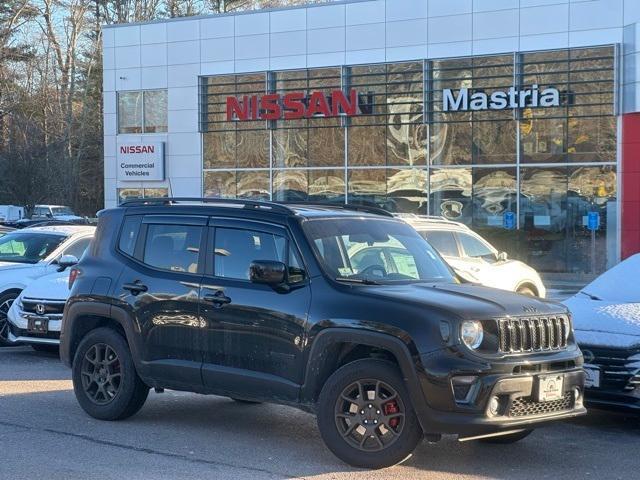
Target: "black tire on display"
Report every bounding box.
[0,291,19,347]
[72,327,149,421]
[316,359,423,469]
[479,429,533,444]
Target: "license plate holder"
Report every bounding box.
[583,365,601,388]
[27,316,49,334]
[537,374,564,402]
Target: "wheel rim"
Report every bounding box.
[334,379,405,452]
[0,298,15,341]
[80,343,122,405]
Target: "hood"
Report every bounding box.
[53,214,83,221]
[0,261,39,272]
[20,270,70,300]
[577,254,640,303]
[358,282,565,319]
[564,294,640,349]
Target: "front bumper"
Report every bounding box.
[7,305,61,345]
[583,388,640,413]
[410,347,586,437]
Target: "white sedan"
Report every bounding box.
[0,225,94,345]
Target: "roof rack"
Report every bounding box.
[283,201,394,218]
[395,213,469,227]
[119,197,295,215]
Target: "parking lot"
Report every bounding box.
[0,346,637,480]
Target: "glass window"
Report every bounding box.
[214,228,285,280]
[0,232,66,264]
[237,130,269,168]
[118,188,142,204]
[119,216,142,256]
[387,168,428,214]
[143,224,202,273]
[430,168,472,223]
[348,169,386,205]
[273,170,308,202]
[143,188,168,198]
[303,217,453,283]
[237,171,270,200]
[422,231,459,257]
[118,90,167,134]
[62,237,92,259]
[309,169,345,202]
[143,90,167,133]
[204,131,236,169]
[458,232,495,259]
[274,129,307,168]
[204,171,236,198]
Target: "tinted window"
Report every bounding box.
[0,232,66,264]
[422,231,459,257]
[63,237,91,259]
[143,224,202,273]
[214,228,285,280]
[458,233,494,259]
[119,216,142,256]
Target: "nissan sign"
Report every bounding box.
[117,142,165,181]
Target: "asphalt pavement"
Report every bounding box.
[1,346,638,480]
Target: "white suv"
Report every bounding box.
[0,225,95,345]
[399,215,546,297]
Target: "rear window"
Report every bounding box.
[118,216,142,256]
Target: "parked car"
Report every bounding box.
[0,225,14,237]
[564,254,640,412]
[15,205,84,228]
[61,198,585,469]
[0,225,95,345]
[399,214,546,297]
[6,257,82,350]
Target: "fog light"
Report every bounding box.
[488,396,501,416]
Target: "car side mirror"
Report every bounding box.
[250,260,286,286]
[497,251,508,262]
[57,254,79,272]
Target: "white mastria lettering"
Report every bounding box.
[443,85,560,111]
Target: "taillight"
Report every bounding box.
[68,267,80,290]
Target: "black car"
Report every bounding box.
[60,198,585,469]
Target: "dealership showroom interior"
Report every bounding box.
[2,0,640,478]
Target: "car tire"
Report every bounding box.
[230,397,262,404]
[0,291,19,347]
[31,344,59,353]
[516,286,536,297]
[72,327,149,421]
[479,429,533,444]
[316,359,423,469]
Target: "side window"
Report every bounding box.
[118,216,142,256]
[63,237,91,259]
[458,233,495,260]
[143,224,203,273]
[423,231,459,257]
[214,227,285,280]
[288,244,306,284]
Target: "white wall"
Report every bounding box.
[104,0,636,207]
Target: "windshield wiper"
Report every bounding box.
[335,276,381,285]
[580,291,602,301]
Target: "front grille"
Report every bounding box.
[509,391,575,417]
[22,298,65,316]
[584,346,640,392]
[499,316,569,353]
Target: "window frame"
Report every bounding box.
[205,217,307,286]
[117,89,168,135]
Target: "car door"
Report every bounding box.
[114,214,206,388]
[200,218,311,401]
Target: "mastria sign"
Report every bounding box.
[443,84,560,112]
[226,89,359,121]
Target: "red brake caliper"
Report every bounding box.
[383,400,400,428]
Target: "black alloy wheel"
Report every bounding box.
[0,292,18,346]
[335,379,405,452]
[80,343,122,405]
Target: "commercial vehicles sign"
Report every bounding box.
[226,89,360,121]
[117,142,165,181]
[443,84,560,112]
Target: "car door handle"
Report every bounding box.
[122,282,148,295]
[203,291,231,306]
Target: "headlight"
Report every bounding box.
[461,320,484,350]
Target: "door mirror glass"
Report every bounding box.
[57,254,79,271]
[250,260,286,285]
[497,251,508,262]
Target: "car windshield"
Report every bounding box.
[0,232,67,264]
[51,207,75,215]
[303,217,455,284]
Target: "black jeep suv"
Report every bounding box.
[60,198,586,469]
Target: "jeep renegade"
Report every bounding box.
[60,198,586,469]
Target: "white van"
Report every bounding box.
[0,205,25,224]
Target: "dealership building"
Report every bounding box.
[104,0,640,275]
